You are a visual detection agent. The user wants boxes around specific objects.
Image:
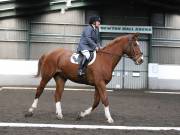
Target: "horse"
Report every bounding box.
[25,33,143,123]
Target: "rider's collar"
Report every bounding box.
[91,24,96,30]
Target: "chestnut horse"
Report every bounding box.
[25,33,143,123]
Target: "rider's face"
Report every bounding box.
[95,21,101,28]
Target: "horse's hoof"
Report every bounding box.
[76,114,83,121]
[107,118,114,124]
[25,112,33,117]
[56,114,63,120]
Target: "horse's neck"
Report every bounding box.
[102,40,124,71]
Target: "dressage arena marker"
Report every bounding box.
[0,123,180,131]
[145,91,180,95]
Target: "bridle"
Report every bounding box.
[124,40,143,61]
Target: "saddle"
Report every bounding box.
[70,51,96,65]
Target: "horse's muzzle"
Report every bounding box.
[134,54,144,65]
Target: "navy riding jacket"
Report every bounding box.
[77,25,101,52]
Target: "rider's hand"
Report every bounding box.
[96,47,99,51]
[99,46,103,49]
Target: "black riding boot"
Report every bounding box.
[78,56,88,76]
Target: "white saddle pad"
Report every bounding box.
[70,51,96,65]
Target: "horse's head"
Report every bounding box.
[124,33,143,65]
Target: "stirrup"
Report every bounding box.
[78,69,85,76]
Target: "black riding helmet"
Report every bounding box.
[89,15,101,24]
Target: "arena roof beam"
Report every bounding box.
[1,0,180,19]
[0,0,93,19]
[0,0,15,4]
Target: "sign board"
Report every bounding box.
[132,72,140,77]
[99,25,152,34]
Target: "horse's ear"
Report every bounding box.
[132,33,140,40]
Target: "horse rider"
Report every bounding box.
[77,15,101,76]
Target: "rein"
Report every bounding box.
[98,40,136,59]
[98,41,143,60]
[98,50,121,57]
[97,37,143,60]
[98,50,131,59]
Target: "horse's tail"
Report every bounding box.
[34,54,46,78]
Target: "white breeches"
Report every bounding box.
[81,50,90,60]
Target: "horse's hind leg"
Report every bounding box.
[77,87,100,120]
[25,76,50,117]
[54,75,66,119]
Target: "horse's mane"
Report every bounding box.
[101,35,127,51]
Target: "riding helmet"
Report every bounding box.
[89,15,101,24]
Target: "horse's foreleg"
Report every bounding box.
[77,88,100,119]
[54,75,66,120]
[25,77,50,117]
[92,88,100,111]
[96,81,114,124]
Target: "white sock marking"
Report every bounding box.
[32,98,38,108]
[80,107,92,117]
[104,106,114,123]
[56,102,63,118]
[29,98,38,112]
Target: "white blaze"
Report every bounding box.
[136,41,140,46]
